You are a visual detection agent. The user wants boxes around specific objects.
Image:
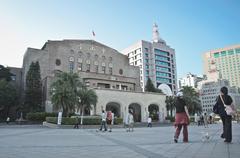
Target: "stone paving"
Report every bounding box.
[0,123,239,158]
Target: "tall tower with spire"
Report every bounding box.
[123,23,177,95]
[152,23,165,44]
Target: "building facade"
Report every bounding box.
[203,44,240,88]
[122,24,177,95]
[178,73,204,90]
[22,39,166,122]
[198,79,240,114]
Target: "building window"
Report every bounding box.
[102,55,106,60]
[86,64,90,72]
[69,62,74,72]
[78,63,82,71]
[55,59,61,66]
[95,65,98,73]
[109,67,113,75]
[145,48,149,52]
[119,69,123,75]
[102,66,106,74]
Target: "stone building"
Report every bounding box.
[22,39,166,122]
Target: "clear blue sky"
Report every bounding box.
[0,0,240,78]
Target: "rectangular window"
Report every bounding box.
[102,66,106,74]
[95,65,98,73]
[228,49,234,55]
[145,53,149,58]
[221,51,226,56]
[78,63,82,71]
[235,48,240,54]
[86,64,90,72]
[214,52,219,58]
[154,49,169,56]
[109,67,112,75]
[69,62,74,72]
[145,48,148,52]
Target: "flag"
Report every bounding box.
[92,30,95,37]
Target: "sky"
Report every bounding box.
[0,0,240,78]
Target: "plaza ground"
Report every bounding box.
[0,123,240,158]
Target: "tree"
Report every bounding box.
[50,72,82,117]
[24,61,43,112]
[76,87,98,125]
[0,65,12,81]
[145,78,162,93]
[0,80,17,119]
[181,86,202,115]
[165,96,176,117]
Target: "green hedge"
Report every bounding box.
[165,116,175,122]
[26,112,58,122]
[46,117,123,125]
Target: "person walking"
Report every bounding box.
[6,117,10,124]
[214,87,233,143]
[174,92,190,143]
[203,113,208,128]
[107,111,113,132]
[99,110,107,132]
[127,109,134,132]
[147,115,152,127]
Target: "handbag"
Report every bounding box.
[219,95,236,116]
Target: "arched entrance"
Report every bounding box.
[128,103,141,122]
[106,102,121,117]
[148,104,159,121]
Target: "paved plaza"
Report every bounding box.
[0,123,240,158]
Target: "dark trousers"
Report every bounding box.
[147,123,152,127]
[100,121,107,131]
[220,115,232,142]
[174,124,188,142]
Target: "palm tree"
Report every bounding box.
[50,72,82,117]
[165,96,176,117]
[76,87,98,125]
[181,86,202,115]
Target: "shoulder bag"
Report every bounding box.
[219,95,236,116]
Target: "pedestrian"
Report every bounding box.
[174,92,190,143]
[127,109,134,132]
[73,116,79,129]
[107,111,113,132]
[6,117,10,124]
[99,110,107,132]
[214,86,233,143]
[194,113,198,125]
[200,115,204,126]
[147,115,152,127]
[203,113,208,128]
[209,115,213,124]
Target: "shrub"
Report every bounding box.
[46,116,123,125]
[165,116,175,122]
[26,112,57,122]
[114,118,123,124]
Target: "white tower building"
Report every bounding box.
[122,23,177,95]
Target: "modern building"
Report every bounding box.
[198,79,240,114]
[21,39,167,122]
[122,23,177,95]
[203,44,240,88]
[178,73,204,90]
